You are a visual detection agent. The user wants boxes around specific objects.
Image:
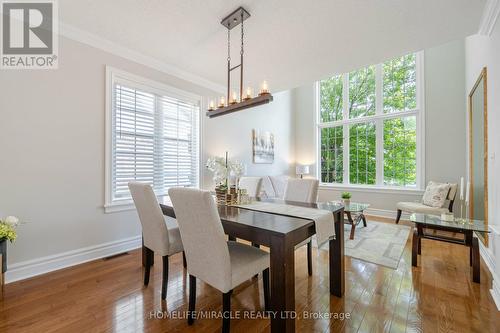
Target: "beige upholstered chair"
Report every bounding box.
[168,187,270,333]
[238,176,263,198]
[284,178,319,203]
[395,183,458,223]
[128,182,185,300]
[284,178,320,276]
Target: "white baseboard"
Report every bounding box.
[478,238,500,311]
[364,208,411,221]
[5,235,142,284]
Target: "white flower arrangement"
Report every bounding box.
[206,155,244,188]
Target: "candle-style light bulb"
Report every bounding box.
[260,81,269,95]
[245,87,252,99]
[219,96,225,108]
[209,100,215,111]
[232,91,238,104]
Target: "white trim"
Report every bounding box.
[318,110,419,128]
[478,0,500,36]
[319,183,424,195]
[363,207,412,220]
[489,224,500,235]
[478,239,500,311]
[59,23,225,94]
[416,51,426,189]
[5,236,142,284]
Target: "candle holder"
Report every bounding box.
[456,198,466,223]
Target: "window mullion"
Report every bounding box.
[375,63,384,185]
[342,74,350,184]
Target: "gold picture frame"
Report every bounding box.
[468,67,488,246]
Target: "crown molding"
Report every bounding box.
[58,23,225,94]
[478,0,500,36]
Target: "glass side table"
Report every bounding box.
[409,213,490,283]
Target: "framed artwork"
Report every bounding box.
[252,129,274,164]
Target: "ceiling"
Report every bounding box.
[59,0,486,93]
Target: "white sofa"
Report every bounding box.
[259,175,290,199]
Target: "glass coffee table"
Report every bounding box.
[341,202,370,240]
[409,213,490,283]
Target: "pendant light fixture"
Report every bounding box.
[207,7,273,118]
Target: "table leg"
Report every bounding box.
[412,230,419,267]
[361,213,367,227]
[346,211,355,240]
[331,211,345,297]
[417,237,421,255]
[470,247,472,267]
[472,236,480,283]
[270,235,295,333]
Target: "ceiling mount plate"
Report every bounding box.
[221,7,250,30]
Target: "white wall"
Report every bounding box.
[202,91,295,189]
[0,36,293,281]
[465,18,500,308]
[292,40,467,214]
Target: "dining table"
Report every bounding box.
[148,197,345,333]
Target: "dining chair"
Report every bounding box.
[128,182,185,300]
[284,178,320,276]
[168,187,270,333]
[238,176,263,198]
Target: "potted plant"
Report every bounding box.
[0,216,19,277]
[341,192,352,205]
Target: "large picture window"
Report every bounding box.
[105,67,200,211]
[318,52,423,189]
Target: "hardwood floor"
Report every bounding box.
[0,218,499,332]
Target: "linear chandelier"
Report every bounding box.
[206,7,273,118]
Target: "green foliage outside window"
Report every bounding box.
[384,117,417,186]
[349,122,376,185]
[349,66,376,119]
[319,53,418,187]
[321,126,343,183]
[320,75,343,122]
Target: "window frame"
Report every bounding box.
[105,66,203,213]
[316,51,425,191]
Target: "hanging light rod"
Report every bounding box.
[207,7,273,118]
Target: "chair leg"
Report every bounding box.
[222,290,233,333]
[262,268,270,312]
[395,209,402,224]
[182,251,187,269]
[188,275,196,325]
[161,256,169,300]
[144,248,153,286]
[307,240,312,276]
[252,243,261,278]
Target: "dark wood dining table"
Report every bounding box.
[150,198,345,333]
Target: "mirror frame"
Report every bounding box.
[468,67,488,245]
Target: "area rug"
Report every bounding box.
[319,221,411,269]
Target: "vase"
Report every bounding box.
[342,199,350,205]
[215,187,227,205]
[0,239,6,273]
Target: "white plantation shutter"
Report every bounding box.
[110,76,200,204]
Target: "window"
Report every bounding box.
[105,67,200,211]
[318,52,423,189]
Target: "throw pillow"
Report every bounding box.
[422,181,451,208]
